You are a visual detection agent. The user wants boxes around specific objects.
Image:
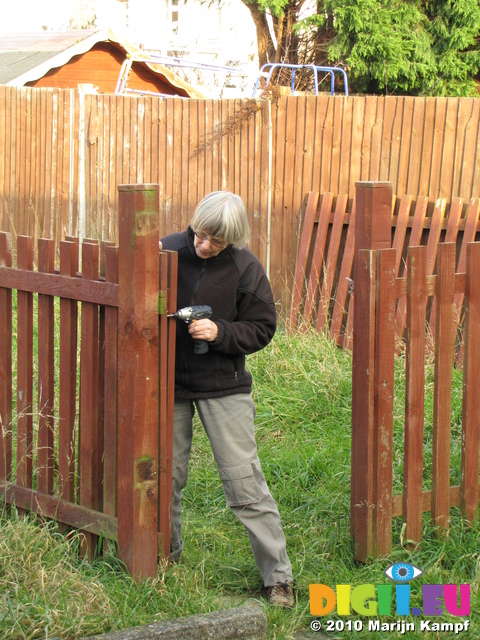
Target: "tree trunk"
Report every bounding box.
[242,2,276,67]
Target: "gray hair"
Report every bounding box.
[190,191,249,248]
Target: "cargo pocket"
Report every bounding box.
[219,461,260,507]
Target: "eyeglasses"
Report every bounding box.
[193,230,227,249]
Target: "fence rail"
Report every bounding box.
[350,182,480,561]
[0,184,177,580]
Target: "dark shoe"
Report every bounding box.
[266,582,294,608]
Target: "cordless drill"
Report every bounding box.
[168,305,213,354]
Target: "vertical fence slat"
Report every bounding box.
[391,195,412,275]
[79,240,100,556]
[58,239,79,502]
[16,236,34,489]
[460,242,480,522]
[303,193,332,326]
[454,199,480,324]
[351,249,376,561]
[103,245,118,518]
[395,196,428,337]
[287,192,318,330]
[428,197,463,351]
[373,248,396,556]
[431,242,456,533]
[403,245,427,546]
[331,200,356,347]
[315,194,348,332]
[37,238,55,495]
[0,232,13,481]
[158,251,174,559]
[424,199,447,350]
[117,184,160,580]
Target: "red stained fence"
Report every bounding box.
[350,183,480,561]
[288,190,480,350]
[0,184,177,580]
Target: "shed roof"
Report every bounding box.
[0,29,205,98]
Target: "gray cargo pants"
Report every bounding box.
[171,394,293,587]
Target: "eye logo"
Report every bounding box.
[384,563,423,582]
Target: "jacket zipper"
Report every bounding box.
[190,260,207,305]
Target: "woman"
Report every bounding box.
[161,191,294,608]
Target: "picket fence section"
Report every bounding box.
[350,183,480,561]
[289,189,480,351]
[0,184,177,580]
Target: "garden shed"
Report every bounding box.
[0,28,203,97]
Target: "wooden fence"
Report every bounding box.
[0,184,177,580]
[1,86,480,310]
[350,183,480,561]
[288,189,480,347]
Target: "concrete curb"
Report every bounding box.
[82,603,267,640]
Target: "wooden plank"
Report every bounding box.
[428,197,463,339]
[361,96,379,182]
[429,98,447,199]
[452,99,474,198]
[283,98,300,292]
[346,96,365,194]
[392,194,413,275]
[332,200,356,348]
[158,251,177,559]
[393,485,469,518]
[287,192,319,331]
[454,199,480,328]
[320,97,334,194]
[330,96,344,194]
[16,236,34,489]
[379,97,396,182]
[369,97,383,181]
[117,184,160,580]
[303,193,334,327]
[0,266,118,306]
[395,196,428,337]
[373,248,395,556]
[0,482,117,540]
[431,243,456,533]
[330,200,356,345]
[396,97,414,197]
[315,194,348,331]
[405,98,425,197]
[351,249,376,561]
[0,233,13,481]
[423,198,447,351]
[338,97,353,195]
[37,238,55,496]
[418,97,436,197]
[439,98,458,200]
[79,240,100,557]
[458,100,480,199]
[58,239,79,502]
[403,246,427,547]
[103,245,118,518]
[460,242,480,522]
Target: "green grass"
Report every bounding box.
[1,328,479,639]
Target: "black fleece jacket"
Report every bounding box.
[161,227,277,398]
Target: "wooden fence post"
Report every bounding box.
[351,182,393,562]
[117,184,160,580]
